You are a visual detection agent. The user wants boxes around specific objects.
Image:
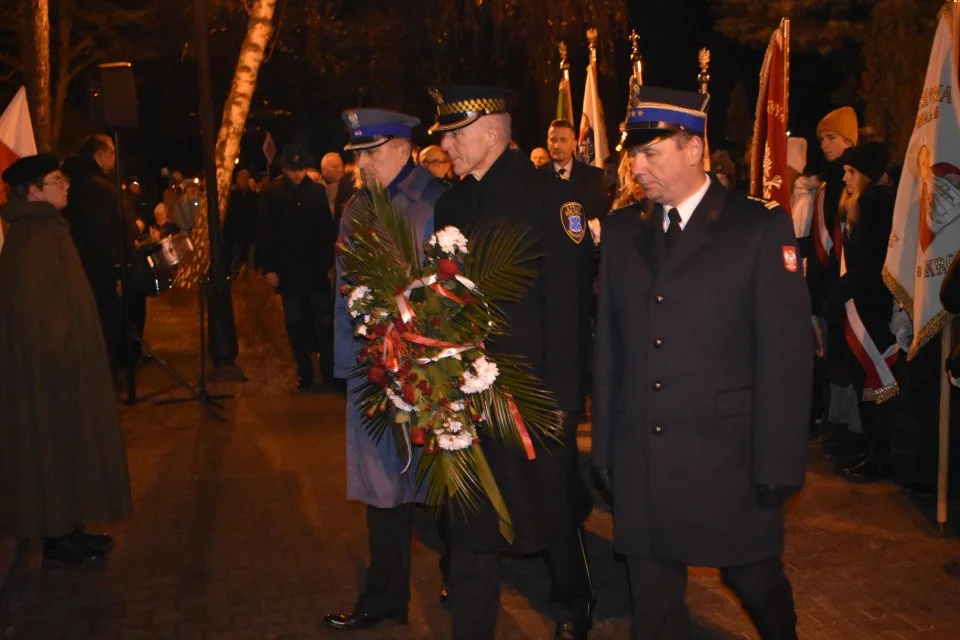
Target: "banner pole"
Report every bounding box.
[938,320,953,532]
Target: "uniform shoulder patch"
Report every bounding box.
[782,245,798,272]
[746,195,780,211]
[560,201,586,245]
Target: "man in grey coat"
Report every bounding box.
[592,87,812,639]
[324,109,448,631]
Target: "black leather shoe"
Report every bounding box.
[554,620,589,640]
[323,611,407,631]
[42,535,108,570]
[838,454,893,483]
[68,528,115,553]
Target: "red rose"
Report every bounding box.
[437,258,460,281]
[373,323,389,336]
[418,381,430,394]
[368,365,388,387]
[401,384,417,405]
[409,427,426,446]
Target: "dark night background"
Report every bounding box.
[0,0,876,194]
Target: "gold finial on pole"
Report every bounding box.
[559,41,570,74]
[586,27,599,64]
[629,30,644,87]
[698,48,711,95]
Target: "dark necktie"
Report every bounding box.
[556,168,567,179]
[665,208,682,253]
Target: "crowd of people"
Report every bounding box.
[2,76,959,640]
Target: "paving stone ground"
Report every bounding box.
[4,295,960,639]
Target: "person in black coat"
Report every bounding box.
[544,119,609,220]
[223,169,260,273]
[62,134,137,371]
[592,86,811,639]
[429,86,596,640]
[257,145,337,391]
[822,142,917,484]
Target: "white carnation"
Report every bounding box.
[459,355,499,394]
[355,324,368,336]
[385,388,415,412]
[347,285,371,318]
[428,226,469,255]
[437,431,474,451]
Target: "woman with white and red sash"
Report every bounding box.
[822,142,916,484]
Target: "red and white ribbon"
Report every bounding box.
[811,184,832,265]
[839,244,899,403]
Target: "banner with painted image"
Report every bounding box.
[884,5,960,359]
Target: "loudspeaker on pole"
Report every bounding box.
[87,62,138,130]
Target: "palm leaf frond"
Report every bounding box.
[463,221,541,303]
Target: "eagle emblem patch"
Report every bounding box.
[782,245,798,272]
[560,202,586,244]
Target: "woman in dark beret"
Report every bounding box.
[0,154,131,569]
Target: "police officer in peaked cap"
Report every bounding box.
[324,108,449,632]
[592,85,811,639]
[429,85,596,640]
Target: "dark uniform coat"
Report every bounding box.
[541,161,609,220]
[434,148,595,553]
[592,179,811,567]
[0,199,132,539]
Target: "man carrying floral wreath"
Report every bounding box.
[429,85,596,640]
[324,108,449,632]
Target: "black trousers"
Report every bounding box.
[280,289,333,382]
[448,532,593,640]
[627,556,797,640]
[355,503,414,616]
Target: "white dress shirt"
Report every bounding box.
[661,173,711,231]
[553,159,574,180]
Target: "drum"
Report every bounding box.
[154,233,194,270]
[130,242,173,296]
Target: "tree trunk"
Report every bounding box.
[29,0,52,152]
[178,0,277,293]
[51,0,75,152]
[214,0,277,217]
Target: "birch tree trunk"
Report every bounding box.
[179,0,277,289]
[28,0,52,151]
[214,0,277,216]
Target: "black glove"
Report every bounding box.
[757,484,800,509]
[592,466,613,507]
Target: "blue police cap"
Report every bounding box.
[427,85,515,134]
[342,108,420,151]
[622,86,710,151]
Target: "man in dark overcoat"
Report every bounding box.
[429,85,596,640]
[62,133,136,369]
[591,87,812,639]
[323,108,448,631]
[257,144,338,391]
[543,118,609,220]
[0,154,131,569]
